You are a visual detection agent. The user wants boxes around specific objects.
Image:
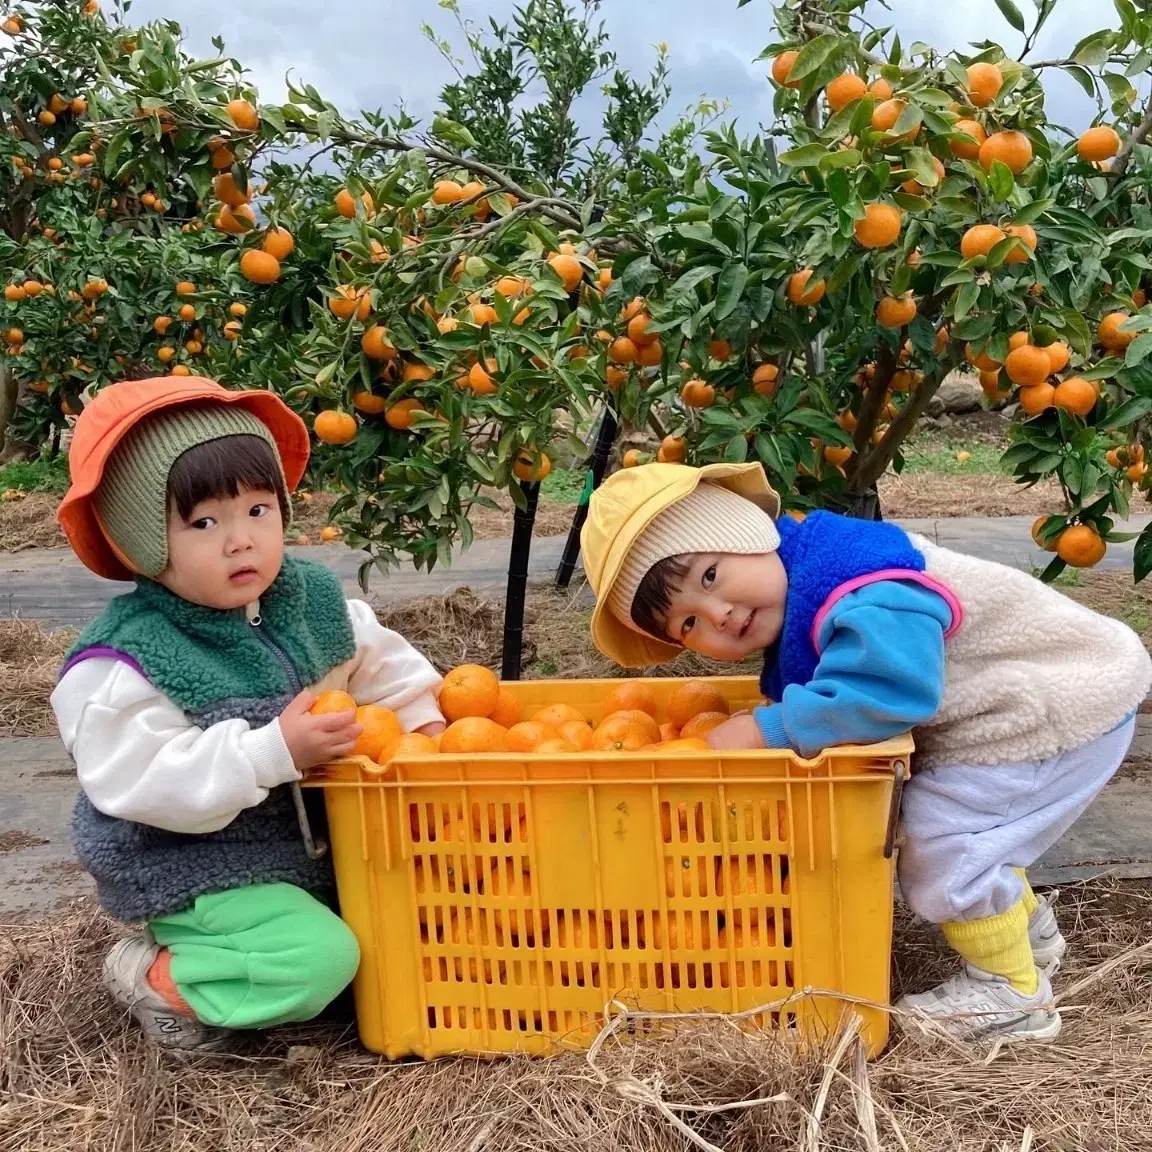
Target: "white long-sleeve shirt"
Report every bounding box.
[51,599,443,835]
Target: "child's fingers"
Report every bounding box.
[284,690,318,718]
[311,711,359,734]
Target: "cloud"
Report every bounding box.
[124,0,1119,143]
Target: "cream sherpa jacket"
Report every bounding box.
[911,535,1151,769]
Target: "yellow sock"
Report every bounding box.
[1013,868,1039,917]
[943,900,1038,995]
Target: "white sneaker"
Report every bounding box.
[1028,894,1067,969]
[103,934,232,1052]
[897,964,1061,1042]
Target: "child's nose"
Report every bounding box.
[225,527,255,553]
[703,600,732,628]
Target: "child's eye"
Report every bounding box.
[191,517,216,530]
[682,615,697,637]
[702,565,717,587]
[249,503,270,518]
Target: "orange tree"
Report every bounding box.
[8,0,1152,591]
[0,2,276,457]
[578,0,1152,581]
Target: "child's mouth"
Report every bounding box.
[229,567,260,583]
[739,609,757,638]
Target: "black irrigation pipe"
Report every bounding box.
[500,479,540,680]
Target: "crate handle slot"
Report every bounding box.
[882,759,906,860]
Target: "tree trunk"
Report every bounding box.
[501,480,540,680]
[0,364,30,464]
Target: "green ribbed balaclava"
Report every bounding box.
[93,403,290,577]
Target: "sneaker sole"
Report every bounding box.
[978,1010,1062,1044]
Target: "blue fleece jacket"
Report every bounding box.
[754,580,950,757]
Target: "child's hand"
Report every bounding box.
[706,714,767,751]
[279,691,362,773]
[417,720,446,737]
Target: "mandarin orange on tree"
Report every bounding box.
[787,269,825,306]
[854,203,901,248]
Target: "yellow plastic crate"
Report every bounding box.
[305,675,910,1059]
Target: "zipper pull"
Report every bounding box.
[246,600,262,627]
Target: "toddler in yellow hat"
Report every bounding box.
[581,460,1150,1043]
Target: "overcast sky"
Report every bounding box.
[124,0,1124,144]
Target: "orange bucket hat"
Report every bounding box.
[58,376,310,581]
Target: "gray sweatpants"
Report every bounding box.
[898,716,1136,924]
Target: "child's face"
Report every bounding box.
[158,485,284,610]
[660,551,788,661]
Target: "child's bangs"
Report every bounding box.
[630,554,691,641]
[168,436,286,521]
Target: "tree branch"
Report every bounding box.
[1113,99,1152,179]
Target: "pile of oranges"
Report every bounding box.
[310,667,737,764]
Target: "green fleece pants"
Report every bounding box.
[149,883,361,1030]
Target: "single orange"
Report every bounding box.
[535,738,580,754]
[681,379,716,408]
[592,714,652,752]
[335,188,375,219]
[261,227,294,260]
[1032,516,1059,552]
[558,719,595,750]
[1005,345,1052,387]
[966,62,1003,108]
[787,269,825,306]
[380,732,439,761]
[979,130,1033,175]
[1099,312,1136,351]
[512,449,551,481]
[314,410,358,445]
[609,336,639,364]
[384,399,425,430]
[771,51,800,89]
[353,392,388,415]
[950,119,987,160]
[668,680,730,728]
[329,285,371,321]
[1053,377,1097,418]
[506,720,560,752]
[658,738,712,753]
[901,155,945,195]
[361,325,398,361]
[680,711,729,739]
[871,99,906,132]
[439,664,501,722]
[533,703,588,728]
[1044,342,1071,374]
[440,717,508,754]
[489,688,521,729]
[869,78,894,100]
[311,689,357,715]
[657,435,687,463]
[601,681,659,718]
[826,73,867,112]
[1004,224,1037,264]
[351,705,404,761]
[1057,524,1106,569]
[961,224,1006,260]
[1018,383,1055,417]
[876,294,916,329]
[965,341,1002,372]
[548,253,583,291]
[1078,125,1121,163]
[854,203,902,248]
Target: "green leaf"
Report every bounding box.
[1102,396,1152,429]
[669,265,721,297]
[905,147,942,188]
[1126,333,1152,366]
[989,160,1015,202]
[819,148,862,171]
[779,143,829,167]
[1103,72,1137,107]
[892,103,923,138]
[827,251,863,293]
[954,281,980,320]
[1072,32,1112,68]
[715,263,749,320]
[941,268,976,288]
[984,236,1020,269]
[1134,524,1152,583]
[944,60,970,89]
[993,0,1026,32]
[917,251,963,267]
[1062,65,1096,98]
[786,34,842,83]
[1011,198,1055,225]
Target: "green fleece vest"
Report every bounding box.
[65,555,356,922]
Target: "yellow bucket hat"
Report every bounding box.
[581,462,781,667]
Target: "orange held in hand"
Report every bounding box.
[439,664,501,722]
[311,690,357,715]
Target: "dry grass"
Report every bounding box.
[878,470,1060,519]
[0,619,75,737]
[0,494,67,551]
[2,879,1151,1151]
